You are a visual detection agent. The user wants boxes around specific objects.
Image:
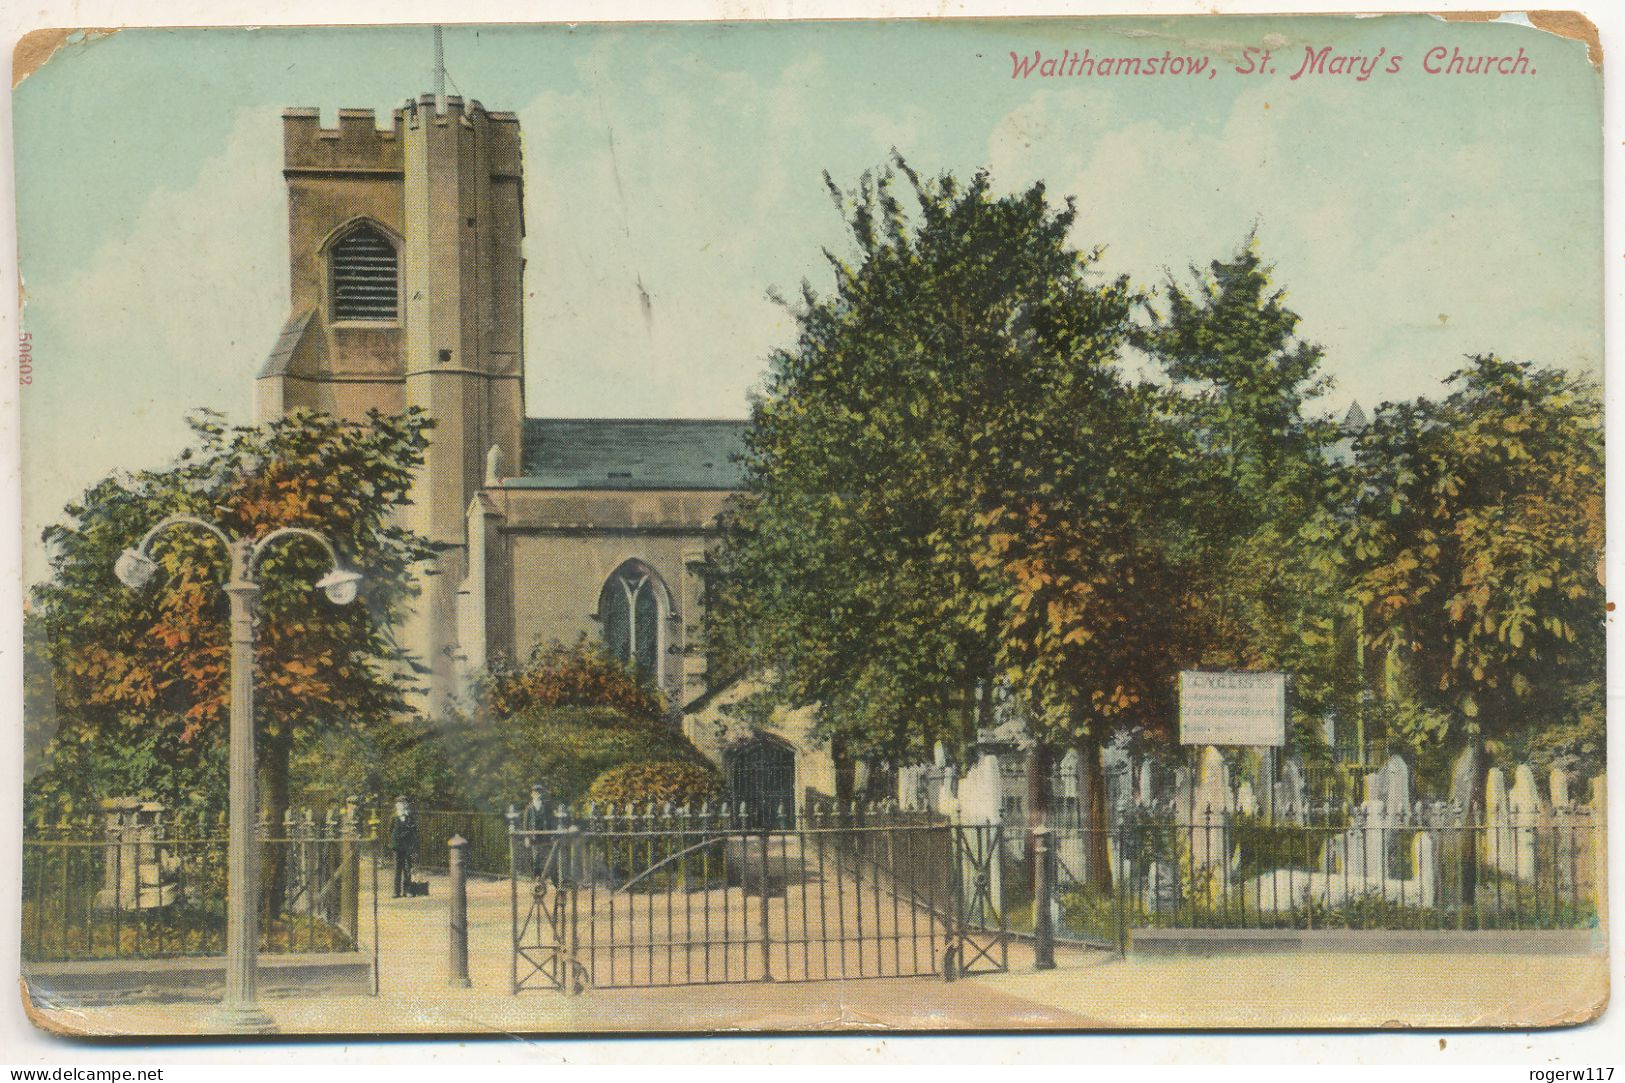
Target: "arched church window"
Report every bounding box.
[329,222,399,322]
[599,562,661,678]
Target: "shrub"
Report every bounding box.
[588,760,721,811]
[449,705,711,813]
[476,636,665,725]
[290,715,465,812]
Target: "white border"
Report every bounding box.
[0,0,1618,1070]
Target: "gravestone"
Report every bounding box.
[95,799,181,911]
[1412,830,1438,908]
[1549,767,1571,810]
[1483,767,1514,877]
[1191,747,1232,891]
[1236,780,1258,817]
[957,753,1002,826]
[1377,755,1412,819]
[1275,758,1307,825]
[1508,764,1546,880]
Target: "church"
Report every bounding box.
[255,84,831,810]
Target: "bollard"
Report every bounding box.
[448,835,471,988]
[1033,826,1056,971]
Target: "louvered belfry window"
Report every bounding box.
[330,223,399,322]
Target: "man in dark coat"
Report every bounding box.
[520,784,551,879]
[390,796,418,897]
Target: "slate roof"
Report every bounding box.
[514,417,750,490]
[258,310,315,378]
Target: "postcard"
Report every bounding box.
[11,12,1607,1037]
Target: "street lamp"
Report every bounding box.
[116,514,362,1033]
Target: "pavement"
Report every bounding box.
[22,869,1610,1037]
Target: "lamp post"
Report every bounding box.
[115,515,361,1033]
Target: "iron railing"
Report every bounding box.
[389,808,511,876]
[22,813,380,964]
[1049,804,1604,948]
[509,802,1008,991]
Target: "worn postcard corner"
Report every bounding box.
[10,10,1608,1039]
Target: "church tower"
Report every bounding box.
[257,54,525,713]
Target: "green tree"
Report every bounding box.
[705,159,1150,802]
[1137,239,1351,735]
[28,408,437,845]
[1340,355,1604,765]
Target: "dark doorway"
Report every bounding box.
[724,735,797,828]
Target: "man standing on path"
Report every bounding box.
[390,795,419,898]
[520,783,551,880]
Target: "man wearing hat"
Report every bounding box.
[520,783,551,879]
[390,795,419,898]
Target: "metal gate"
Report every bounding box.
[510,806,1006,992]
[723,736,798,829]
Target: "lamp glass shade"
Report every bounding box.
[114,548,158,590]
[316,568,362,605]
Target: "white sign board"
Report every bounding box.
[1179,671,1286,746]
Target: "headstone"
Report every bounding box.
[1549,767,1571,810]
[1193,746,1231,816]
[1172,764,1193,820]
[1509,764,1545,879]
[1412,830,1438,908]
[897,765,926,811]
[1236,780,1258,817]
[1057,748,1081,800]
[95,799,181,911]
[1103,744,1133,815]
[1483,767,1513,877]
[957,753,1002,826]
[1191,747,1232,890]
[1377,755,1412,820]
[1277,758,1307,825]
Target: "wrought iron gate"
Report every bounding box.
[510,807,1007,992]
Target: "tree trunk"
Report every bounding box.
[257,730,293,921]
[831,732,856,812]
[1461,730,1485,906]
[1078,733,1113,893]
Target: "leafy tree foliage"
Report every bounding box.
[707,159,1168,787]
[1137,239,1348,725]
[475,636,667,725]
[1339,355,1603,749]
[28,408,436,829]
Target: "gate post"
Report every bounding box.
[506,818,519,995]
[1033,826,1056,970]
[759,828,774,982]
[448,835,471,988]
[340,797,360,939]
[944,823,963,982]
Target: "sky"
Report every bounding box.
[13,15,1602,584]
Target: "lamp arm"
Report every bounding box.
[136,514,235,557]
[249,526,342,575]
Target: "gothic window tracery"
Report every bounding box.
[599,561,662,678]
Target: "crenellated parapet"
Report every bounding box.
[282,98,522,178]
[283,106,405,173]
